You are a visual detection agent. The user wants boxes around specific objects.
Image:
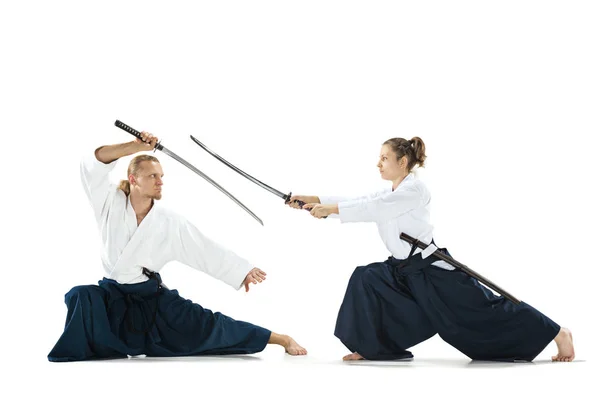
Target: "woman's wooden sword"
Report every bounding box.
[114,120,264,226]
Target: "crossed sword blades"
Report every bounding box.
[115,120,265,226]
[114,120,521,305]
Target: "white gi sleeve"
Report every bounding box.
[337,183,427,223]
[175,218,253,290]
[318,189,391,219]
[80,149,118,222]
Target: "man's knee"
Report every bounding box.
[65,285,102,303]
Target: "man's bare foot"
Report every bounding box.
[283,336,307,356]
[343,352,364,361]
[552,327,575,362]
[268,333,307,356]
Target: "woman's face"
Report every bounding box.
[377,144,405,181]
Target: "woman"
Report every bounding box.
[287,137,574,362]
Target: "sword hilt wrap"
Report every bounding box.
[114,120,164,151]
[285,192,327,219]
[284,192,305,207]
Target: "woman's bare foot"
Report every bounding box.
[552,327,575,362]
[268,333,307,356]
[343,352,364,361]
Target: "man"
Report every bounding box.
[48,131,306,362]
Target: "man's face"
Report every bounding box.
[131,161,164,200]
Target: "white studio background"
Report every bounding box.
[1,1,598,399]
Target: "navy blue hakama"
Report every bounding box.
[48,274,271,362]
[334,246,560,361]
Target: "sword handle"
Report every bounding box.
[114,120,164,151]
[285,193,328,219]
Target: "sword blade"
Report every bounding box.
[114,120,263,225]
[190,135,288,200]
[161,146,264,226]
